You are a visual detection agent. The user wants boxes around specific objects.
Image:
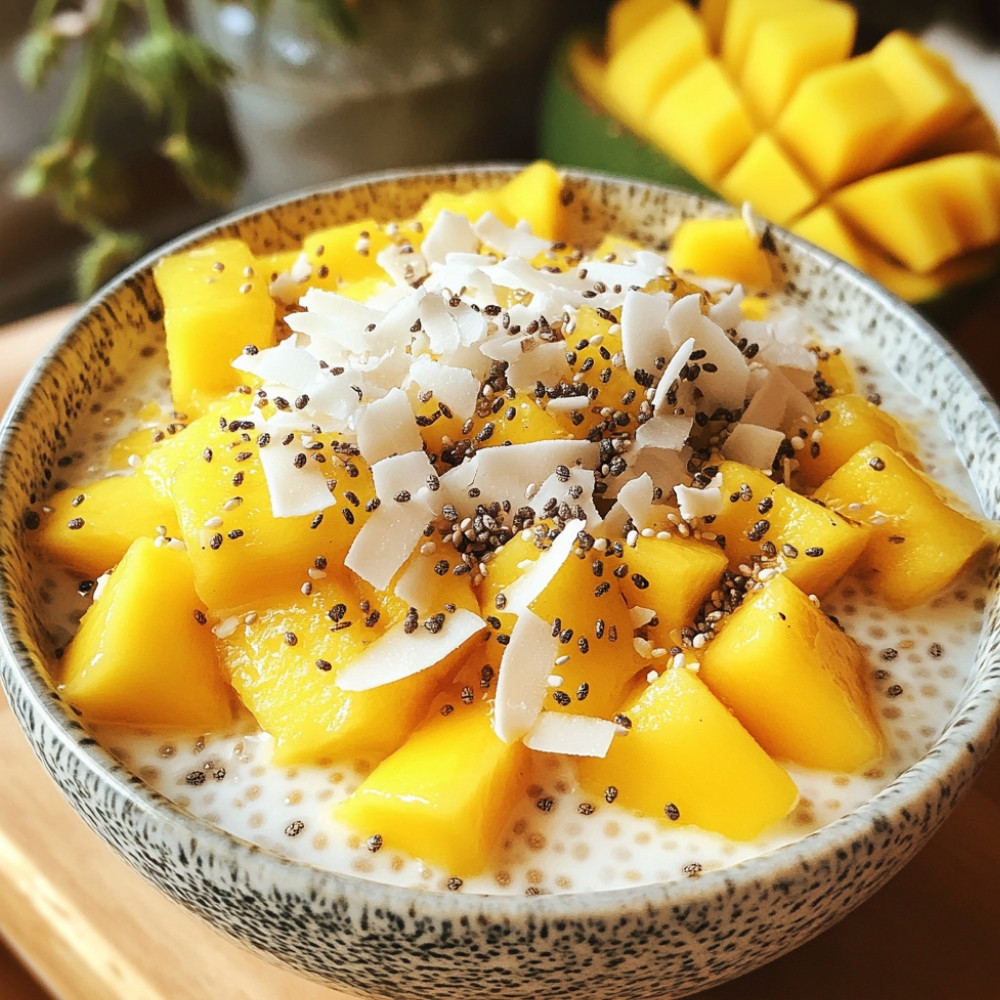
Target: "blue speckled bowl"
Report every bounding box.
[2,165,1000,1000]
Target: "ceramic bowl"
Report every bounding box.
[2,165,1000,1000]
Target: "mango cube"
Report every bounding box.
[670,215,774,287]
[700,572,883,771]
[33,472,180,580]
[60,537,234,729]
[647,59,756,184]
[221,572,452,766]
[615,533,728,646]
[604,3,709,126]
[606,0,680,54]
[577,665,798,840]
[775,54,904,191]
[301,220,397,292]
[738,0,857,123]
[154,239,277,417]
[335,699,529,874]
[719,134,818,225]
[497,159,564,241]
[794,394,913,488]
[168,415,376,612]
[870,31,977,165]
[707,461,870,596]
[813,442,989,608]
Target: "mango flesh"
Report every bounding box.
[670,216,774,287]
[167,408,376,613]
[154,239,277,417]
[813,442,989,608]
[60,536,234,730]
[700,572,883,771]
[220,571,454,766]
[33,472,180,580]
[614,533,728,647]
[577,664,799,840]
[707,460,871,596]
[557,0,1000,302]
[335,698,530,874]
[793,394,913,488]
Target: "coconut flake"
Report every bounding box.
[722,423,785,469]
[257,433,336,518]
[620,287,671,374]
[376,243,428,287]
[286,288,383,357]
[674,480,723,520]
[650,337,696,414]
[665,295,749,411]
[356,387,422,463]
[231,337,321,388]
[405,354,481,420]
[528,468,601,530]
[493,609,559,743]
[500,517,586,614]
[371,450,437,502]
[522,712,620,758]
[474,212,551,260]
[344,493,433,591]
[422,209,480,265]
[335,608,485,691]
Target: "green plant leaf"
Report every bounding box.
[15,25,64,90]
[161,133,239,204]
[75,229,145,296]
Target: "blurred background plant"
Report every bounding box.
[14,0,359,298]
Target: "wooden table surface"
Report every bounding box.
[2,283,1000,1000]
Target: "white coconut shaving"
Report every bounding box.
[493,609,560,743]
[522,711,621,757]
[334,608,485,691]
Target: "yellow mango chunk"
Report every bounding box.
[774,54,904,191]
[870,31,977,165]
[335,698,530,874]
[707,461,870,596]
[738,0,857,124]
[720,0,799,77]
[497,160,564,241]
[719,134,818,225]
[813,443,989,608]
[60,537,234,730]
[154,239,277,417]
[577,665,798,840]
[221,572,452,766]
[812,344,855,396]
[793,394,913,488]
[168,413,376,612]
[670,216,774,288]
[791,203,870,273]
[604,3,709,126]
[606,0,679,55]
[700,573,883,771]
[830,153,1000,274]
[615,533,728,646]
[34,472,180,580]
[526,543,640,719]
[300,219,396,292]
[647,58,756,184]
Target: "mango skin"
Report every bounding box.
[577,664,799,841]
[60,536,234,730]
[700,572,884,772]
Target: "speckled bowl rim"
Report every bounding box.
[3,161,1000,934]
